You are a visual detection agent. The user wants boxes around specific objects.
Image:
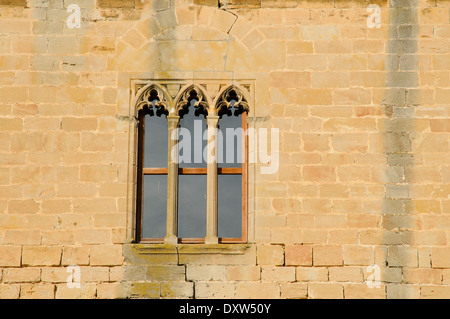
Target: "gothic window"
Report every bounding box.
[136,86,169,241]
[134,81,251,244]
[217,88,248,242]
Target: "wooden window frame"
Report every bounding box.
[136,110,248,244]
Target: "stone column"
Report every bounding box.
[205,116,220,244]
[165,115,180,245]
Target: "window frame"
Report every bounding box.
[134,84,249,245]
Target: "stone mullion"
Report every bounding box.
[205,115,220,244]
[165,115,180,245]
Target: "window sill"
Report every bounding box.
[127,243,252,255]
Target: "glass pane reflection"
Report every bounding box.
[144,113,168,168]
[142,175,167,239]
[218,174,242,238]
[178,101,207,168]
[178,175,207,238]
[218,110,242,168]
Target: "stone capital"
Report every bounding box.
[206,115,220,127]
[167,115,180,128]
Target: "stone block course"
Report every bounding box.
[308,283,343,299]
[22,246,62,267]
[257,245,284,266]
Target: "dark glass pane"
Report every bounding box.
[178,175,206,238]
[142,175,167,239]
[178,101,207,168]
[218,174,242,238]
[144,113,168,168]
[218,108,242,168]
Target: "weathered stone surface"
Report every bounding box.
[0,0,449,300]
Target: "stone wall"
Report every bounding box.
[0,0,450,298]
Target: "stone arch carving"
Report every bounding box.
[133,83,172,116]
[131,81,253,118]
[175,84,212,117]
[215,84,251,117]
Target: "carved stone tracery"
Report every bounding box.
[133,80,252,118]
[216,86,250,117]
[176,85,210,117]
[135,84,171,116]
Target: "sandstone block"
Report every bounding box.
[97,283,128,299]
[8,200,40,214]
[302,25,338,40]
[285,245,312,266]
[261,266,295,282]
[3,268,41,283]
[161,281,194,298]
[210,8,237,33]
[343,246,374,266]
[257,245,284,266]
[130,282,160,298]
[308,283,343,299]
[20,284,55,299]
[432,248,450,268]
[421,286,450,299]
[22,246,62,266]
[0,118,23,131]
[194,282,235,299]
[404,268,442,285]
[0,284,20,299]
[79,267,110,282]
[61,118,98,131]
[55,283,96,299]
[226,266,260,281]
[146,266,186,281]
[186,265,226,281]
[89,245,123,266]
[0,245,21,267]
[296,267,328,282]
[303,166,336,182]
[280,282,308,299]
[235,282,280,299]
[4,230,41,245]
[344,283,386,299]
[329,267,363,282]
[388,246,418,268]
[313,245,343,266]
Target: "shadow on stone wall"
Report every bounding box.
[382,0,419,299]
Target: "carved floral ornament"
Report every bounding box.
[133,81,252,118]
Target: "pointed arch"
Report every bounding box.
[133,83,172,117]
[174,83,213,116]
[215,84,251,117]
